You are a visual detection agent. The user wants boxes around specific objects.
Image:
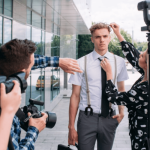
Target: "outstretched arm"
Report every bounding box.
[59,58,82,74]
[100,58,140,106]
[110,23,144,74]
[32,54,82,74]
[109,23,124,42]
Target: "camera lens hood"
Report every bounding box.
[45,111,57,128]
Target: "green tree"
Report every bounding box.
[51,35,60,56]
[34,42,45,55]
[142,43,148,51]
[108,29,133,58]
[78,35,94,58]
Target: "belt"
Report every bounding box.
[80,109,116,117]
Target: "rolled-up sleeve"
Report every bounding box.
[32,54,59,70]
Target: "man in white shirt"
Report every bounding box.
[68,22,129,150]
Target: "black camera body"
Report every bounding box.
[138,1,150,32]
[22,98,57,129]
[0,72,57,131]
[0,72,27,94]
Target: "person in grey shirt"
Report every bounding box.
[68,22,129,150]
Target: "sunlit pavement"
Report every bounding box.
[20,64,141,150]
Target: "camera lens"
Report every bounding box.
[45,111,57,128]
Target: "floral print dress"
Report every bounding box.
[106,41,148,150]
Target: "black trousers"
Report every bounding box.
[77,110,119,150]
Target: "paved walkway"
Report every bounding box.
[21,64,141,150]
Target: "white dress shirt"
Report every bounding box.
[69,50,129,114]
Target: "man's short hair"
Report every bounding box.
[0,39,36,77]
[89,22,111,35]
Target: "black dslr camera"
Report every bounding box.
[0,72,27,93]
[22,98,57,130]
[0,72,57,131]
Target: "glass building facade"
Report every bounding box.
[0,0,91,111]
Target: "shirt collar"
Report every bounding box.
[93,49,111,60]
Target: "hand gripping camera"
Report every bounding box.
[0,72,57,131]
[22,98,57,130]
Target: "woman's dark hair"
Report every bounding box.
[145,49,148,63]
[0,39,36,77]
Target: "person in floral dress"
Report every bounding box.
[100,23,148,150]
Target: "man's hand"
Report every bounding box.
[0,81,21,115]
[28,112,48,132]
[59,58,82,74]
[68,128,78,146]
[112,113,124,124]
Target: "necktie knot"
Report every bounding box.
[98,56,107,62]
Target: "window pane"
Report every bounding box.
[13,21,26,40]
[54,24,58,35]
[4,18,11,43]
[32,12,41,29]
[42,1,46,17]
[41,30,45,55]
[51,35,60,56]
[51,68,60,101]
[27,26,31,40]
[27,9,31,25]
[51,36,60,100]
[51,23,54,33]
[42,30,45,43]
[26,70,45,111]
[42,18,45,30]
[4,0,12,17]
[27,0,32,8]
[0,0,3,14]
[32,27,42,55]
[57,26,60,35]
[32,0,42,14]
[0,16,2,46]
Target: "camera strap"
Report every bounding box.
[16,108,28,131]
[24,113,39,122]
[16,108,26,122]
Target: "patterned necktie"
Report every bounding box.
[98,57,109,117]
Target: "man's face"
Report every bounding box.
[91,28,111,52]
[25,53,34,79]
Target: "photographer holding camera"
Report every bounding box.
[0,81,21,150]
[0,39,49,150]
